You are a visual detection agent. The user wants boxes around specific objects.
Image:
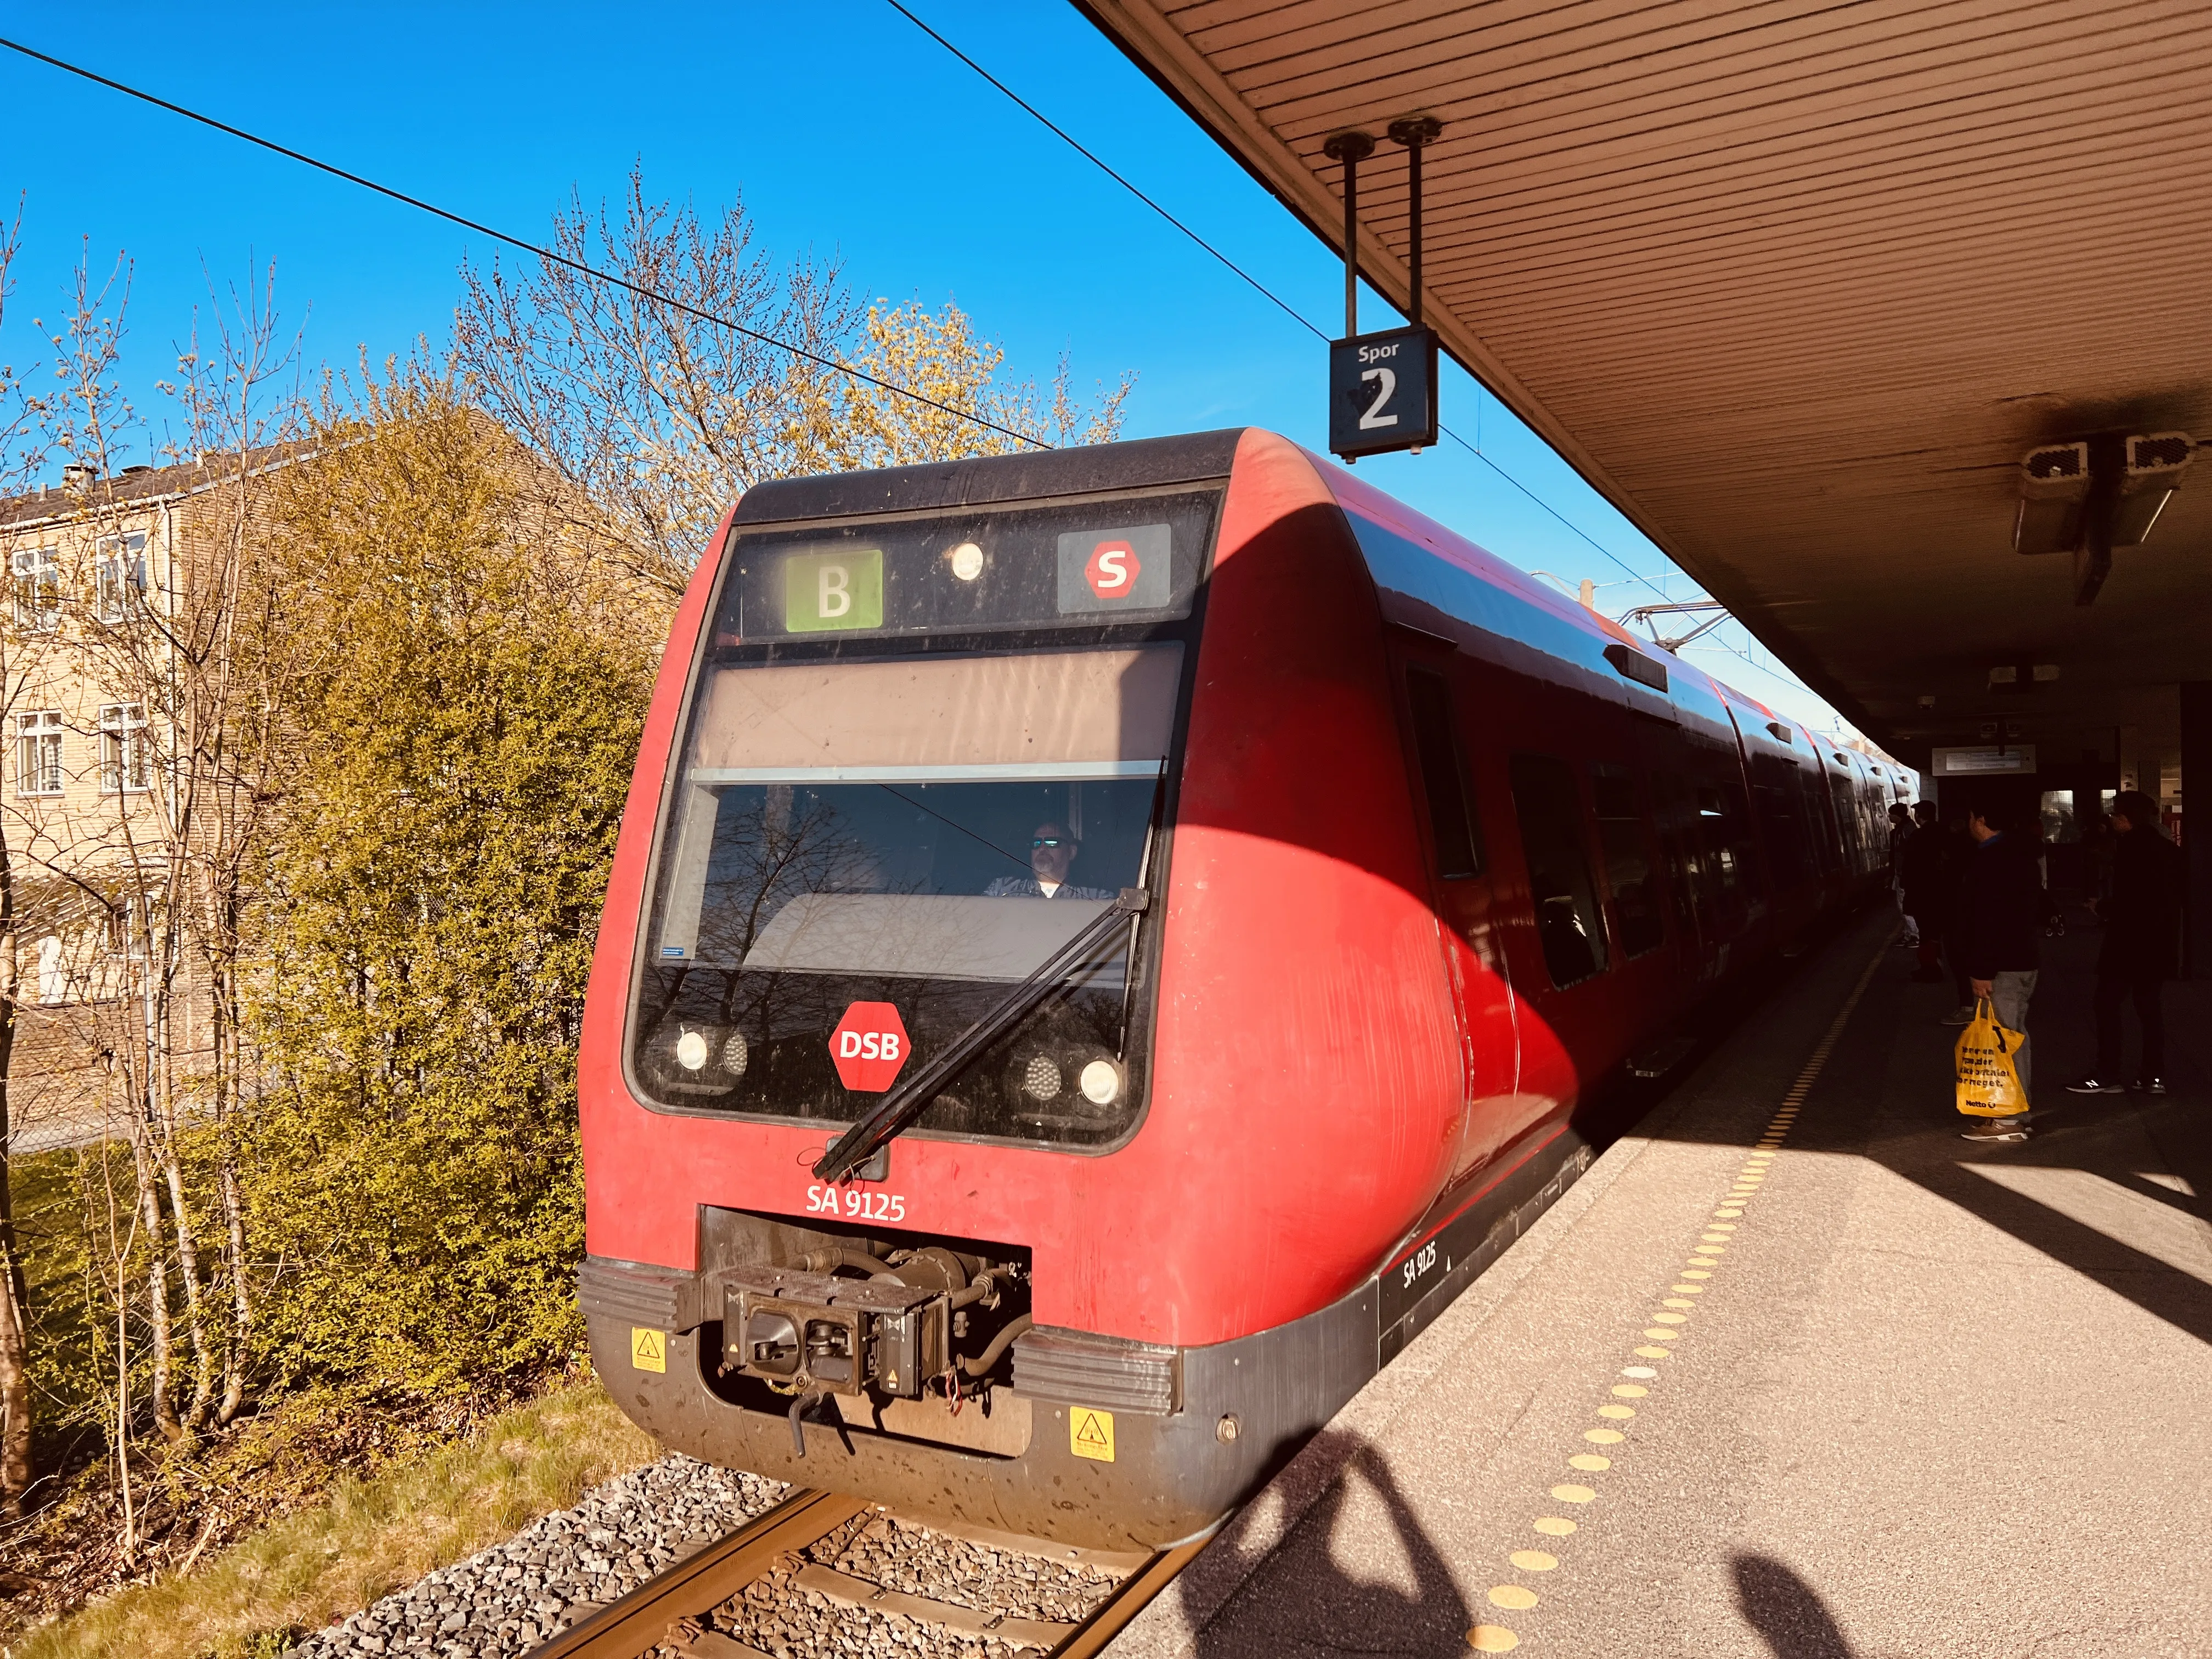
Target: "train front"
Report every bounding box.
[577,432,1468,1548]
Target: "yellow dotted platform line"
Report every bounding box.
[1466,945,1886,1652]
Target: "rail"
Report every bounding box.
[521,1485,1205,1659]
[524,1487,866,1659]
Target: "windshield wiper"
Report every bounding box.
[812,887,1149,1184]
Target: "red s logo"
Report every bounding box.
[1084,540,1139,599]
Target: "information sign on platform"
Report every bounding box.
[1329,327,1440,460]
[1931,745,2039,776]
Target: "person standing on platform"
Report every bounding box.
[2066,790,2182,1098]
[1899,802,1955,987]
[1888,802,1919,948]
[2080,807,2118,925]
[1955,797,2042,1143]
[1936,803,1980,1025]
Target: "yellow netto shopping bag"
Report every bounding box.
[1955,998,2028,1118]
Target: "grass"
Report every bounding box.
[14,1379,657,1659]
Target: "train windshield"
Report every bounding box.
[630,490,1217,1150]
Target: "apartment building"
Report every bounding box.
[0,451,278,1149]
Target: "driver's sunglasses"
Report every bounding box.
[1031,837,1066,848]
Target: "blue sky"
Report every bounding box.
[0,0,1850,732]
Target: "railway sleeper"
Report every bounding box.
[662,1510,1126,1659]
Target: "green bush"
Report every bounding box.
[242,384,656,1395]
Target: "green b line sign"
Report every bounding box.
[783,547,884,633]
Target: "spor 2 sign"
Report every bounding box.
[1328,326,1440,460]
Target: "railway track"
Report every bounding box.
[526,1487,1205,1659]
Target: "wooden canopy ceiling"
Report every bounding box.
[1078,0,2212,776]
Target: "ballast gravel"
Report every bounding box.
[675,1511,1125,1659]
[284,1455,785,1658]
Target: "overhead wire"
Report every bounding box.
[878,0,1677,605]
[879,0,1321,345]
[7,21,1710,618]
[0,32,1054,452]
[881,9,1850,733]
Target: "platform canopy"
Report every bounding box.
[1078,0,2212,788]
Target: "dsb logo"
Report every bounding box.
[830,1001,910,1092]
[1084,540,1141,600]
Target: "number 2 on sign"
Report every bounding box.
[806,1184,905,1222]
[1359,365,1399,429]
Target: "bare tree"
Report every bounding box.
[455,167,1132,599]
[0,194,48,1515]
[2,246,309,1492]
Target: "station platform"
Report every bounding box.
[1110,905,2212,1657]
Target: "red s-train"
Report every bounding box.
[577,429,1910,1549]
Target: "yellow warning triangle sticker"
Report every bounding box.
[630,1327,667,1373]
[1070,1407,1115,1462]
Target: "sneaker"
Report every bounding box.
[2135,1076,2170,1096]
[1898,935,1921,949]
[1960,1119,2029,1143]
[1939,1005,1977,1026]
[2066,1076,2128,1095]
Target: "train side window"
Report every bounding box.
[1696,778,1759,917]
[1404,667,1483,879]
[1799,766,1841,874]
[1651,771,1708,938]
[1592,765,1666,958]
[1509,753,1609,988]
[1827,771,1862,872]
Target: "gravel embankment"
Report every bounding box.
[286,1455,786,1658]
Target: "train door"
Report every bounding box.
[1840,752,1893,884]
[1827,748,1876,882]
[1650,765,1719,986]
[1861,760,1894,879]
[1423,651,1587,1136]
[1731,705,1823,941]
[1387,639,1527,1180]
[1797,749,1847,907]
[1690,744,1767,972]
[1589,758,1690,1027]
[1493,674,1663,1096]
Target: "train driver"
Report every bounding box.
[985,822,1112,900]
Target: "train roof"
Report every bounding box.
[727,429,1909,785]
[731,429,1245,525]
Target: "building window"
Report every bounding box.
[15,710,64,795]
[95,533,149,622]
[12,547,60,633]
[36,935,65,1005]
[99,703,149,793]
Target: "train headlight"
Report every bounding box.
[1021,1054,1062,1100]
[948,541,984,581]
[722,1031,749,1076]
[1079,1059,1122,1105]
[675,1030,709,1071]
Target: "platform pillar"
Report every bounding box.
[2182,681,2212,978]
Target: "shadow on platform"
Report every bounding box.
[1182,1430,1471,1658]
[1819,904,2211,1350]
[1733,1555,1857,1658]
